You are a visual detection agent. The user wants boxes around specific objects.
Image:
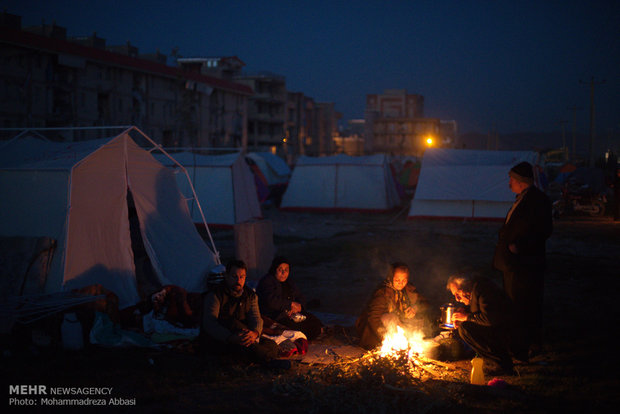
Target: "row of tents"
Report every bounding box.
[0,126,544,312]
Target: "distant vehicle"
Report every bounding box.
[552,167,608,218]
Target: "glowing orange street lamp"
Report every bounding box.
[425,136,434,147]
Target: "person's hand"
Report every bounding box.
[238,329,258,347]
[403,307,416,318]
[508,243,518,254]
[290,301,302,314]
[230,329,259,347]
[452,311,468,323]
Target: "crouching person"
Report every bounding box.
[200,259,287,369]
[447,274,518,376]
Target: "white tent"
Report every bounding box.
[280,154,400,212]
[154,151,262,227]
[408,148,541,220]
[0,127,218,308]
[246,152,291,186]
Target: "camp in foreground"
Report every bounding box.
[0,127,217,308]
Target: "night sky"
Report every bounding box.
[4,0,619,136]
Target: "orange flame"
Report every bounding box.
[379,325,432,359]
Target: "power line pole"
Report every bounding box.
[567,105,582,161]
[579,77,606,166]
[559,120,568,161]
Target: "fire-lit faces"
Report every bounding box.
[449,283,471,305]
[509,175,528,195]
[151,289,166,310]
[226,266,246,294]
[392,269,409,291]
[275,263,290,282]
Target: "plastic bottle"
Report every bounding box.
[470,356,485,385]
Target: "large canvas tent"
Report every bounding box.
[408,148,541,220]
[0,127,218,308]
[246,152,291,205]
[154,151,262,227]
[280,154,400,212]
[246,152,291,187]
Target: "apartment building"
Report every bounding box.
[286,92,346,158]
[234,71,287,152]
[365,89,443,156]
[314,102,341,156]
[334,119,365,155]
[0,12,252,148]
[285,91,312,159]
[0,12,343,159]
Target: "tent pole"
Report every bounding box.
[130,126,221,264]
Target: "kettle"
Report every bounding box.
[440,303,457,328]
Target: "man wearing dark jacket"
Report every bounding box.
[201,259,280,364]
[493,161,552,357]
[448,275,517,375]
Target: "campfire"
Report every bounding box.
[378,325,433,359]
[273,324,468,413]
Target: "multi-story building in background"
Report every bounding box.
[0,13,251,148]
[314,102,341,156]
[0,11,346,161]
[334,119,365,155]
[365,89,455,156]
[176,55,342,159]
[234,71,287,152]
[285,91,313,160]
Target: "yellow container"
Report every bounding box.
[470,356,485,385]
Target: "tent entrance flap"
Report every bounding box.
[127,190,160,299]
[0,126,219,309]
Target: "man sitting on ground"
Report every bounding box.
[200,259,287,369]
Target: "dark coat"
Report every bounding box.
[493,185,553,272]
[466,277,514,327]
[356,282,429,350]
[457,277,519,366]
[256,272,307,320]
[201,282,263,343]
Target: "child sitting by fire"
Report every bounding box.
[355,262,433,350]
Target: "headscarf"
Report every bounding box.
[382,263,412,316]
[268,256,290,276]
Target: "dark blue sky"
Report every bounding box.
[5,0,619,136]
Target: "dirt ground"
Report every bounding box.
[2,207,620,413]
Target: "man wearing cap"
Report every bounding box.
[493,161,552,359]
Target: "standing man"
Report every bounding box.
[493,161,552,358]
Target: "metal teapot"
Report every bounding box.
[440,303,457,329]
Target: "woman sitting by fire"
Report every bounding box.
[356,262,432,350]
[256,256,324,340]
